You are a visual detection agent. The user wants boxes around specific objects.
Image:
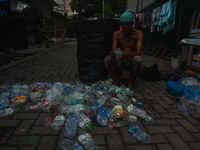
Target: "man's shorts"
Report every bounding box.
[104,55,143,69]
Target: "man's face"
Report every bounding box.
[120,21,133,33]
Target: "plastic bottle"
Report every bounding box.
[77,113,93,130]
[127,115,137,123]
[131,98,137,104]
[113,105,123,118]
[57,138,83,150]
[128,123,151,143]
[109,107,117,122]
[78,131,95,150]
[64,113,79,139]
[96,108,110,126]
[109,122,125,129]
[142,115,155,123]
[44,117,54,129]
[114,48,122,65]
[50,115,65,130]
[121,108,129,120]
[126,104,147,118]
[0,108,18,118]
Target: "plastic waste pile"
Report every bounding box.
[0,80,156,149]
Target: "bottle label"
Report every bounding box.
[30,106,36,111]
[42,99,49,106]
[79,117,90,128]
[127,104,135,112]
[71,99,79,105]
[78,133,92,142]
[54,115,65,121]
[128,126,141,134]
[73,144,84,150]
[5,108,14,115]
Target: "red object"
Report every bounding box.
[42,99,50,106]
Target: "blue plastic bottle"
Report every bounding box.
[64,113,79,139]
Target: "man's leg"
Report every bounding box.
[128,56,143,89]
[104,55,120,85]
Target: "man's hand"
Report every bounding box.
[121,51,129,58]
[110,51,116,58]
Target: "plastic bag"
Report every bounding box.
[167,81,185,96]
[179,77,200,86]
[184,86,200,98]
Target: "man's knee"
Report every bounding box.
[104,55,115,68]
[131,56,143,67]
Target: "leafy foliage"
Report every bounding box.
[70,0,126,18]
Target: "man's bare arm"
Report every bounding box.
[112,31,118,51]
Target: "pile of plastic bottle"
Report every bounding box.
[0,80,155,149]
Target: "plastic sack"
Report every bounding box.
[179,77,200,86]
[184,86,200,98]
[167,81,185,96]
[77,19,120,83]
[139,63,162,81]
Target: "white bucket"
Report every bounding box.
[171,55,181,69]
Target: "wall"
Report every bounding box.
[126,0,153,13]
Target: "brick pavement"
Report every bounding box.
[0,41,200,150]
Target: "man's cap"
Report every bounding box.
[120,9,134,22]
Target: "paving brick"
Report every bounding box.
[28,126,59,135]
[93,135,105,145]
[161,113,183,118]
[6,136,40,145]
[188,143,200,150]
[91,126,119,135]
[145,96,161,100]
[184,116,200,125]
[126,145,157,150]
[157,144,174,150]
[157,101,172,108]
[150,93,165,97]
[97,146,107,150]
[37,136,57,150]
[12,113,39,119]
[13,120,34,135]
[192,133,200,141]
[155,119,179,125]
[34,113,53,125]
[177,119,199,132]
[161,97,176,104]
[166,108,180,113]
[151,104,167,113]
[0,120,20,126]
[146,126,173,134]
[165,134,191,150]
[18,146,36,150]
[145,108,161,118]
[0,146,18,150]
[106,135,125,150]
[172,126,197,142]
[119,127,138,144]
[151,134,169,144]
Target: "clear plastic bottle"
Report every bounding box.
[96,108,110,126]
[77,113,93,130]
[127,115,137,123]
[0,108,18,118]
[78,131,95,150]
[64,113,79,139]
[50,115,65,130]
[114,48,122,65]
[109,122,125,129]
[109,108,117,122]
[126,104,147,117]
[57,138,83,150]
[142,115,155,123]
[128,123,151,143]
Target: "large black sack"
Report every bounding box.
[77,19,120,83]
[139,63,162,81]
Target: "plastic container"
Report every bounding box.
[78,132,95,150]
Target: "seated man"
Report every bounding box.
[104,9,143,90]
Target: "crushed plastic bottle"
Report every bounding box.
[58,138,84,150]
[109,122,125,129]
[114,48,122,65]
[96,108,110,126]
[109,108,117,122]
[44,117,53,129]
[64,113,79,139]
[50,115,66,130]
[77,113,93,130]
[0,108,19,118]
[78,131,96,150]
[128,123,151,143]
[127,115,137,123]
